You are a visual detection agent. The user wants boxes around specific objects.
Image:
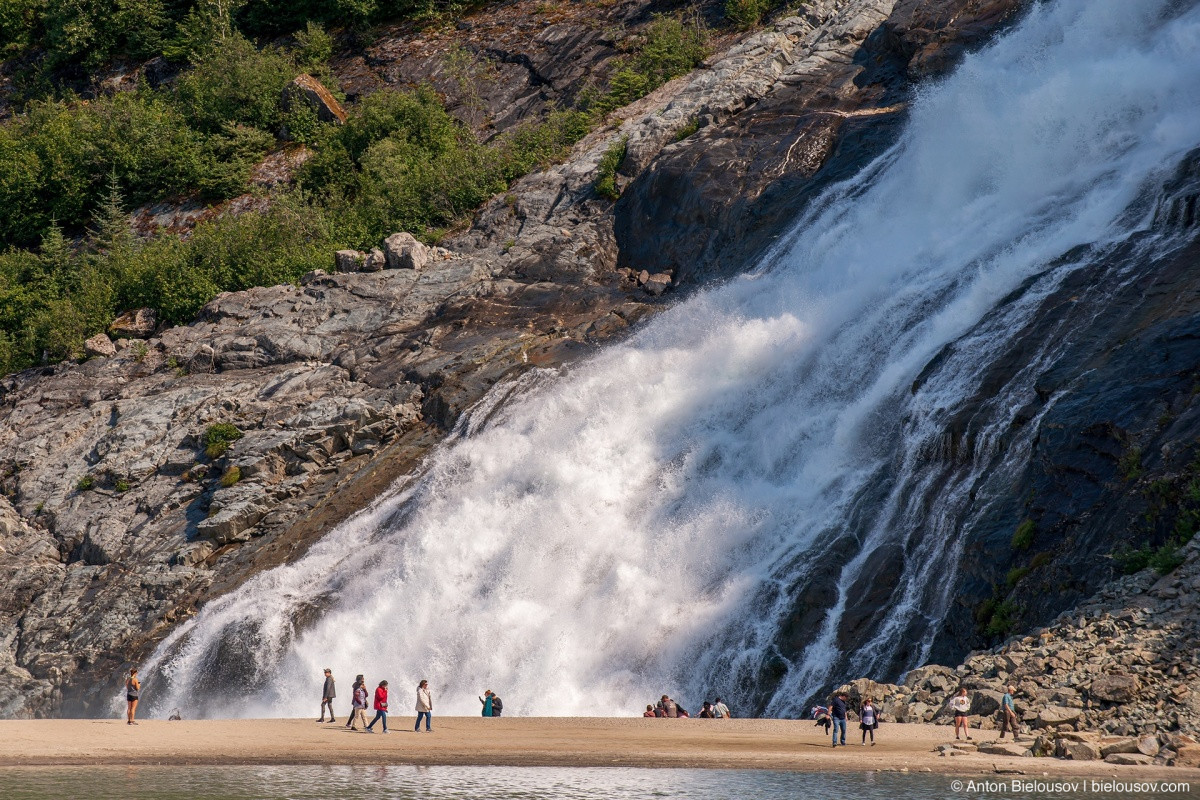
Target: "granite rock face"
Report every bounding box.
[0,0,1032,717]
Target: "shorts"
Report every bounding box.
[954,713,968,720]
[127,695,139,702]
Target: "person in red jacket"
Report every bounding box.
[366,680,389,733]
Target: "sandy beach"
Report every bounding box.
[1,717,1197,780]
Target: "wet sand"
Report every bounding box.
[0,717,1196,779]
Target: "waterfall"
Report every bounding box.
[142,0,1200,718]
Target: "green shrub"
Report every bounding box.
[594,136,627,201]
[984,600,1019,638]
[1149,545,1185,575]
[1005,566,1030,588]
[115,478,131,492]
[588,14,709,116]
[204,423,244,459]
[1011,518,1036,551]
[674,117,700,142]
[724,0,774,29]
[1119,446,1142,481]
[76,474,95,491]
[1029,551,1053,569]
[175,34,298,134]
[219,465,242,487]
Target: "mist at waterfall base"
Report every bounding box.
[141,0,1200,720]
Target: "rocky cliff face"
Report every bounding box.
[0,0,1078,718]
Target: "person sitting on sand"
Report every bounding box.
[859,696,878,746]
[699,701,715,718]
[950,687,972,740]
[713,697,732,718]
[480,689,494,717]
[644,704,657,718]
[658,695,678,718]
[676,703,690,719]
[125,668,140,725]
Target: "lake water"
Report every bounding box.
[1,766,1196,800]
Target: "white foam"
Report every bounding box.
[143,0,1200,718]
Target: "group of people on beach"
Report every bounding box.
[811,692,879,747]
[319,670,435,733]
[949,684,1023,742]
[642,695,732,719]
[319,670,504,730]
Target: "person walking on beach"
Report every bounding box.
[830,691,848,747]
[491,692,503,717]
[125,668,140,725]
[480,689,494,717]
[366,680,389,733]
[998,684,1021,742]
[713,697,732,718]
[416,680,433,732]
[950,687,972,740]
[318,668,336,723]
[859,696,879,746]
[348,675,368,731]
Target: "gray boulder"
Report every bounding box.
[383,232,431,271]
[109,307,157,338]
[1090,674,1139,704]
[83,334,116,358]
[335,250,365,273]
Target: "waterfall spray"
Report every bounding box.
[143,0,1200,718]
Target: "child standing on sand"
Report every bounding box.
[125,668,140,725]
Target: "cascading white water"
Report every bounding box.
[143,0,1200,718]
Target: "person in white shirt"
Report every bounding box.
[713,698,732,718]
[415,680,433,732]
[950,687,972,740]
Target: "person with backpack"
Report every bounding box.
[347,675,368,731]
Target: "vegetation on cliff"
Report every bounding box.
[0,2,712,375]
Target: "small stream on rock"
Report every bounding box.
[141,0,1200,718]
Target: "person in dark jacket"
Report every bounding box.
[317,668,336,723]
[491,693,503,717]
[859,696,879,745]
[830,692,849,747]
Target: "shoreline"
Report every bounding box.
[1,718,1198,779]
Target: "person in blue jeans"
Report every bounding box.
[415,680,433,732]
[830,691,849,747]
[366,680,389,733]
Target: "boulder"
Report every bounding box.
[1105,753,1154,765]
[1175,744,1200,768]
[1137,735,1161,756]
[83,334,116,358]
[969,690,1003,717]
[282,74,347,124]
[1099,737,1140,757]
[383,232,431,271]
[109,307,157,338]
[978,742,1030,757]
[1059,740,1101,760]
[335,250,365,273]
[1090,674,1138,704]
[904,665,957,690]
[643,273,672,296]
[1037,706,1082,727]
[362,248,385,272]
